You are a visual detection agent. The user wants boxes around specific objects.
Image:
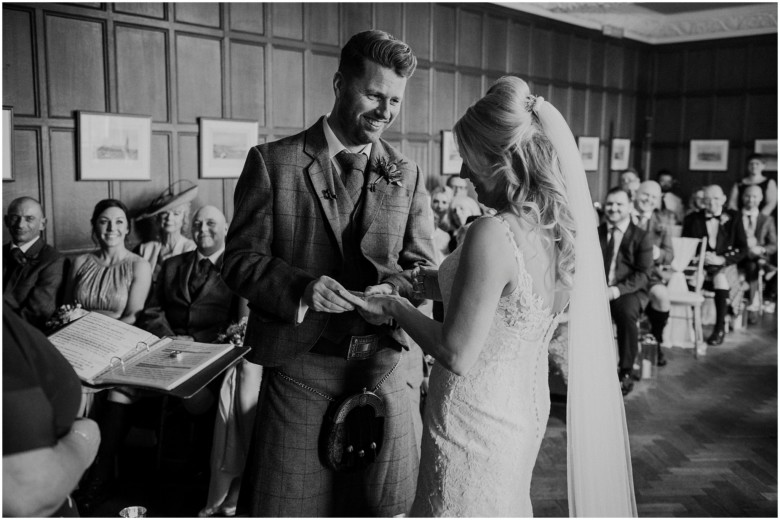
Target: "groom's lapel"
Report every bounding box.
[304,119,343,255]
[358,140,391,241]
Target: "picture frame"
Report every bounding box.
[610,138,631,171]
[441,130,463,175]
[78,112,152,181]
[577,136,600,171]
[3,106,13,181]
[689,139,729,171]
[199,118,258,179]
[754,139,778,171]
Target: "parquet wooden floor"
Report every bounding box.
[532,318,778,517]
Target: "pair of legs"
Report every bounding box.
[610,293,644,388]
[704,269,733,345]
[645,283,670,365]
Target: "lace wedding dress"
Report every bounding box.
[411,215,561,517]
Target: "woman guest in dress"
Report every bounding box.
[728,153,777,216]
[62,199,151,514]
[64,198,151,324]
[3,303,101,517]
[343,77,636,517]
[136,183,198,283]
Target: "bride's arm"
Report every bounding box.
[347,218,515,376]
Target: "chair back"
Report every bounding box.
[688,237,707,293]
[670,224,683,238]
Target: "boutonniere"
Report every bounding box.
[719,213,731,225]
[368,157,405,192]
[216,316,248,346]
[45,302,88,333]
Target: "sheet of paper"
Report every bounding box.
[48,312,158,382]
[100,340,234,391]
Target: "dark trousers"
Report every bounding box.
[611,292,644,372]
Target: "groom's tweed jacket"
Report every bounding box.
[222,116,435,516]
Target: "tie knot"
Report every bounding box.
[199,257,212,270]
[336,150,368,173]
[11,248,27,265]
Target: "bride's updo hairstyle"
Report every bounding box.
[453,76,575,288]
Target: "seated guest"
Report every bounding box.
[657,170,684,224]
[141,205,245,342]
[63,199,151,325]
[3,302,101,516]
[619,168,641,202]
[3,197,66,329]
[135,183,198,284]
[728,153,777,217]
[600,187,653,395]
[430,186,453,233]
[138,205,257,518]
[634,181,675,366]
[683,185,747,345]
[686,187,706,216]
[448,195,483,251]
[738,185,777,322]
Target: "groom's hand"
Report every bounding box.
[303,276,355,313]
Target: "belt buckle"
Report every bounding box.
[347,334,380,361]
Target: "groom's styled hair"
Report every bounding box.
[338,30,417,82]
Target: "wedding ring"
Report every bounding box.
[169,350,182,359]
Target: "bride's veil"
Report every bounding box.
[532,97,638,517]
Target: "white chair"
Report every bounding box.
[667,237,707,358]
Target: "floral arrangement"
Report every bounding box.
[216,316,248,346]
[369,157,405,191]
[45,302,89,332]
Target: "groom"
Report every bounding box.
[223,30,436,516]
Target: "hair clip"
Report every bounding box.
[524,95,543,114]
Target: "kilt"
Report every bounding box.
[243,346,419,517]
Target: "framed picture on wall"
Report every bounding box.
[441,130,462,175]
[199,118,258,179]
[689,140,729,171]
[610,138,631,171]
[78,112,152,181]
[754,139,778,171]
[3,106,13,181]
[577,136,600,171]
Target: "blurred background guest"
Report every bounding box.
[3,302,101,517]
[63,199,151,325]
[448,195,483,252]
[738,185,777,323]
[430,186,453,233]
[619,168,641,202]
[3,197,66,330]
[686,187,707,216]
[656,169,684,224]
[728,153,777,217]
[135,183,198,285]
[633,181,675,366]
[683,184,747,345]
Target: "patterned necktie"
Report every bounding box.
[188,258,212,298]
[604,228,615,277]
[336,150,368,201]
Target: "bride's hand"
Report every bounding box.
[339,289,396,326]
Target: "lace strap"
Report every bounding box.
[483,214,525,271]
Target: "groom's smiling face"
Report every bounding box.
[331,59,407,148]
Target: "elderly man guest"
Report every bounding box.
[3,197,66,329]
[633,181,675,365]
[222,30,436,517]
[600,187,654,395]
[683,184,747,345]
[738,185,777,322]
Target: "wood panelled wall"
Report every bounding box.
[5,2,651,252]
[649,34,777,203]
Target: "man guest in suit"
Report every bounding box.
[683,184,747,345]
[222,30,436,516]
[600,187,653,395]
[633,181,675,366]
[3,197,66,329]
[141,205,244,341]
[738,185,777,323]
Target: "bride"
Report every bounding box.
[343,76,636,517]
